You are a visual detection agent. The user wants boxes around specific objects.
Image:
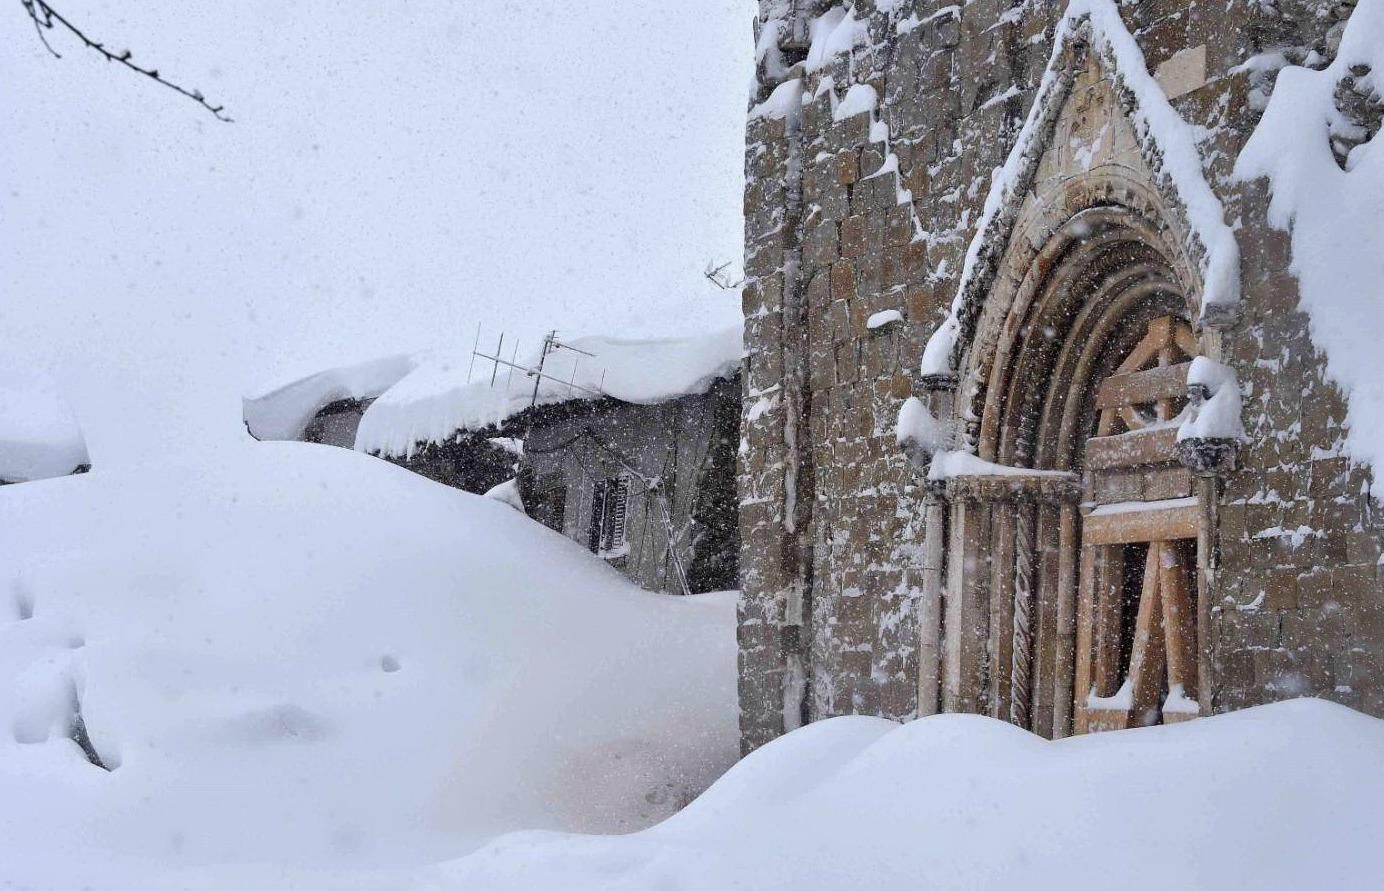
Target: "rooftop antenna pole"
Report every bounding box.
[466,322,482,384]
[490,333,505,387]
[530,330,557,409]
[505,339,520,395]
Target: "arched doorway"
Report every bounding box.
[935,202,1206,738]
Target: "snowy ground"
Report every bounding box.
[0,443,737,889]
[3,447,1383,889]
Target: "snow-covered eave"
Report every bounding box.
[359,367,744,460]
[919,0,1241,379]
[242,353,420,442]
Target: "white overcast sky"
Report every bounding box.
[0,1,754,462]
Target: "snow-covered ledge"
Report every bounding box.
[1175,356,1245,476]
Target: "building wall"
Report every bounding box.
[739,0,1381,751]
[522,377,740,596]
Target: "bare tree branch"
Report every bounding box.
[20,0,232,122]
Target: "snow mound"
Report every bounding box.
[355,326,743,459]
[1235,0,1384,471]
[0,375,88,483]
[0,444,737,887]
[445,699,1384,890]
[243,353,420,441]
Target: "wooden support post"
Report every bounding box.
[1091,544,1126,698]
[1196,475,1217,717]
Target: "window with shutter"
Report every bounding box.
[588,474,631,557]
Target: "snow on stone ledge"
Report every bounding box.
[866,308,903,330]
[1178,356,1246,442]
[0,377,88,483]
[242,354,420,442]
[356,326,744,459]
[1235,0,1384,472]
[919,0,1240,378]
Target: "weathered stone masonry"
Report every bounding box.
[739,0,1384,752]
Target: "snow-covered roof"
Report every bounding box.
[1235,0,1384,471]
[356,326,744,459]
[0,378,89,484]
[242,354,420,442]
[919,0,1240,378]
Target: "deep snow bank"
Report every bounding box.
[445,699,1384,891]
[0,444,737,887]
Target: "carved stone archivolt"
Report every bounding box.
[916,54,1231,739]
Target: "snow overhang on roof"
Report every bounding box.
[355,326,745,460]
[242,354,420,442]
[918,0,1241,381]
[0,379,89,484]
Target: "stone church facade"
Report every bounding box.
[738,0,1384,752]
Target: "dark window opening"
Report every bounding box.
[588,475,630,557]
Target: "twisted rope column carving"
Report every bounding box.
[1010,504,1036,728]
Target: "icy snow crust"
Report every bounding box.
[355,326,743,459]
[0,377,88,483]
[920,0,1240,377]
[0,445,737,888]
[243,353,420,441]
[1236,0,1384,471]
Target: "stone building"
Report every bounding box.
[517,375,741,595]
[346,327,745,595]
[738,0,1384,752]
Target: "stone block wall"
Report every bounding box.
[739,0,1384,751]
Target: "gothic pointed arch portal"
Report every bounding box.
[932,198,1209,739]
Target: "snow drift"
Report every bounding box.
[445,699,1384,891]
[0,444,737,888]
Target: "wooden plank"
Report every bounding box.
[1095,362,1190,411]
[1091,545,1125,698]
[1085,426,1180,471]
[1083,501,1200,546]
[1127,543,1168,727]
[1087,544,1166,733]
[1159,541,1198,701]
[1088,466,1194,504]
[1142,466,1195,501]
